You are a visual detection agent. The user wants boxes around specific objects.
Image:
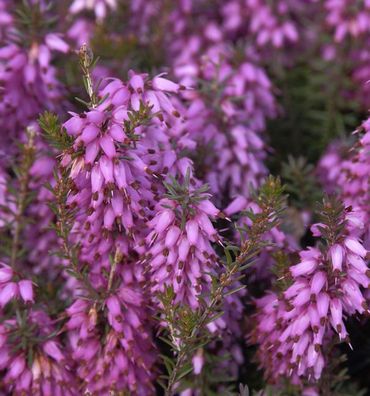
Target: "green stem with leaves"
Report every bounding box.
[51,167,100,300]
[78,44,100,108]
[10,127,36,269]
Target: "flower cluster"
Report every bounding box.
[173,46,275,199]
[62,71,188,245]
[69,0,117,21]
[57,70,197,393]
[1,0,370,394]
[250,204,369,387]
[0,310,78,395]
[325,0,370,42]
[245,0,300,48]
[0,262,34,306]
[144,181,221,308]
[318,117,370,246]
[0,2,68,144]
[66,265,156,394]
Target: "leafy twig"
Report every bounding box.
[10,127,36,269]
[77,44,101,108]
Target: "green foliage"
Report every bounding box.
[13,0,58,45]
[163,168,210,228]
[46,167,100,302]
[240,176,287,244]
[39,111,74,151]
[122,101,158,144]
[267,58,362,172]
[316,195,347,246]
[270,251,294,292]
[178,351,238,395]
[281,156,322,210]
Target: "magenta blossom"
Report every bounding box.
[250,208,369,385]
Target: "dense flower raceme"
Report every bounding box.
[318,119,370,246]
[244,0,299,48]
[142,1,277,200]
[59,71,201,393]
[317,139,351,195]
[0,34,68,146]
[141,175,245,386]
[324,0,370,42]
[249,208,369,385]
[173,45,275,199]
[62,71,192,254]
[66,264,156,395]
[60,69,195,278]
[0,310,78,395]
[69,0,117,21]
[143,187,221,309]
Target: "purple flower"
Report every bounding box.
[66,266,156,394]
[69,0,117,21]
[325,0,370,42]
[0,31,68,146]
[0,262,12,283]
[192,349,204,375]
[144,188,221,308]
[0,310,78,395]
[246,0,299,48]
[250,208,369,385]
[18,280,34,304]
[318,119,370,247]
[0,281,18,307]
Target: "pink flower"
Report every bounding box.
[330,244,344,271]
[18,280,34,303]
[145,187,220,308]
[192,349,204,375]
[290,249,319,277]
[152,75,181,92]
[43,340,65,362]
[0,263,13,283]
[0,282,18,307]
[344,237,367,257]
[69,0,117,21]
[250,209,369,383]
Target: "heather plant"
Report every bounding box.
[249,198,369,392]
[0,1,370,395]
